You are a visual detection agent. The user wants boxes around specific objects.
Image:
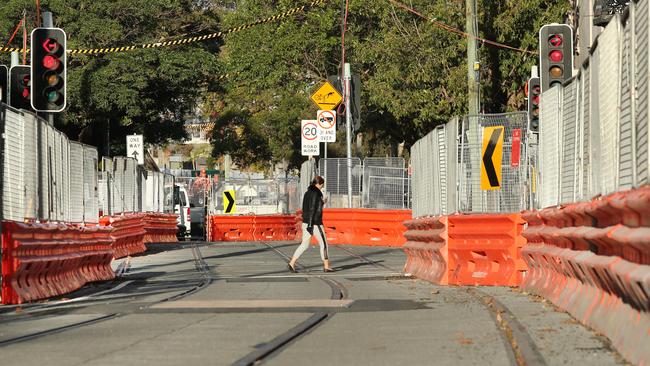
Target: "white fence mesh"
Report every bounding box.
[1,105,174,224]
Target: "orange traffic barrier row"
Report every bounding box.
[142,213,179,243]
[316,209,411,246]
[521,185,650,365]
[100,214,147,259]
[402,214,527,286]
[208,214,298,242]
[1,221,114,305]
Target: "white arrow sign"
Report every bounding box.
[126,135,144,165]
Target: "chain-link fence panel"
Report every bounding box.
[598,19,623,195]
[111,157,125,214]
[319,158,362,208]
[83,145,99,223]
[69,142,85,223]
[458,113,529,213]
[299,159,316,208]
[635,0,650,186]
[362,157,407,208]
[619,15,635,190]
[163,173,175,213]
[2,108,26,222]
[210,178,298,215]
[364,166,409,209]
[560,80,579,203]
[539,87,563,208]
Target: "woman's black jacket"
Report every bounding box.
[302,185,323,226]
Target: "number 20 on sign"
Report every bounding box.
[301,120,320,156]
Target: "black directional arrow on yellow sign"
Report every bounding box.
[481,126,505,190]
[223,190,236,214]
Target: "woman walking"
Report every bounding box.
[288,176,335,273]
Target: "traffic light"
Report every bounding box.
[527,77,541,133]
[0,65,7,105]
[10,65,32,111]
[31,27,66,112]
[539,24,573,92]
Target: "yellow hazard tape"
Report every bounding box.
[0,0,327,55]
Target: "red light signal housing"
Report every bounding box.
[9,65,32,110]
[31,27,67,112]
[539,24,573,92]
[527,77,541,133]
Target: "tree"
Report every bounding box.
[0,0,223,155]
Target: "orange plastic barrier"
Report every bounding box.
[403,217,448,284]
[403,214,526,286]
[1,221,114,305]
[142,213,179,243]
[100,214,147,259]
[316,209,410,246]
[521,186,650,365]
[208,214,298,242]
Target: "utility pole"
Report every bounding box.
[344,63,353,208]
[466,0,479,116]
[466,0,482,211]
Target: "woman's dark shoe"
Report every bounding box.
[287,263,297,273]
[323,267,336,273]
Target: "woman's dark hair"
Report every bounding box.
[310,175,325,186]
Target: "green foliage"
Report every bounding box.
[0,0,222,155]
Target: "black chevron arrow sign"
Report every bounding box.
[224,191,235,214]
[481,126,504,190]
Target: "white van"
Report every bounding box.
[174,185,191,238]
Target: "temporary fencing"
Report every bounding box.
[403,214,526,286]
[315,157,411,209]
[208,177,300,215]
[520,186,650,365]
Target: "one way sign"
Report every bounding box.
[126,135,144,165]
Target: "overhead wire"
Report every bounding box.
[386,0,538,56]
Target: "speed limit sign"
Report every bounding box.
[301,120,320,156]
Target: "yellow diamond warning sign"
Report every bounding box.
[310,81,343,110]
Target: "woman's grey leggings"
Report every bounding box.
[292,223,329,261]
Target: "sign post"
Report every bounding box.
[126,134,144,165]
[301,120,320,156]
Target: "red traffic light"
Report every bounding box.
[42,55,61,70]
[549,50,563,62]
[532,95,540,105]
[548,34,563,47]
[22,74,30,86]
[22,88,30,99]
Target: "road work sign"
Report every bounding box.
[480,126,504,190]
[301,120,320,156]
[317,110,336,142]
[310,81,342,110]
[126,135,144,165]
[223,190,236,214]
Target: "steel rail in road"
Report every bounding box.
[231,241,348,366]
[0,244,213,347]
